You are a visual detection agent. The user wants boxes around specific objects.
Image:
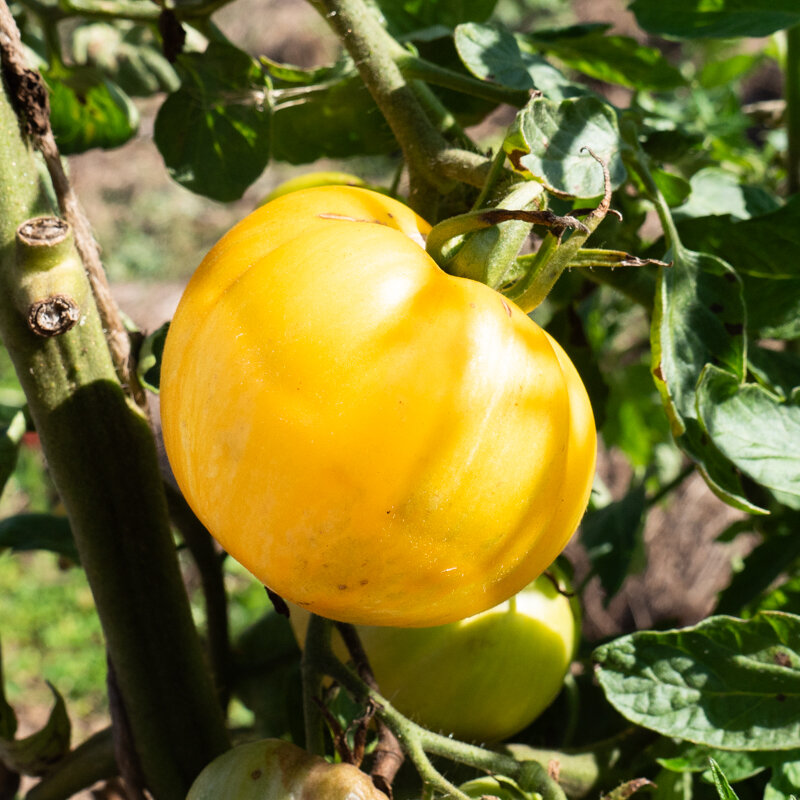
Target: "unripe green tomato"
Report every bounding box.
[260,171,370,204]
[289,574,578,743]
[161,186,596,627]
[186,739,386,800]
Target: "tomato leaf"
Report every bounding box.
[649,243,763,513]
[71,22,179,97]
[657,742,774,780]
[137,322,169,394]
[580,481,647,605]
[765,759,800,800]
[375,0,497,36]
[0,682,71,776]
[696,366,800,507]
[672,167,779,223]
[715,513,800,617]
[45,67,138,154]
[593,613,800,751]
[0,514,80,564]
[154,41,271,202]
[521,25,685,91]
[454,23,587,100]
[629,0,800,38]
[504,95,627,197]
[268,59,395,164]
[709,759,740,800]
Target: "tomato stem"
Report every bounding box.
[301,613,333,756]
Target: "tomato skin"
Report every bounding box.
[160,186,596,627]
[186,739,386,800]
[289,574,578,743]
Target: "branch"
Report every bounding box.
[0,0,143,404]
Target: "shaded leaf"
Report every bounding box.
[652,169,691,208]
[72,22,179,97]
[137,322,169,394]
[629,0,800,38]
[454,23,588,101]
[594,613,800,751]
[650,244,761,512]
[154,41,271,202]
[0,514,79,563]
[677,194,800,278]
[504,95,627,196]
[269,61,395,164]
[657,742,773,781]
[753,574,800,616]
[375,0,496,36]
[0,683,70,776]
[523,25,685,91]
[697,366,800,505]
[45,67,138,154]
[580,482,646,604]
[741,274,800,340]
[748,345,800,401]
[765,759,800,800]
[0,410,26,499]
[715,513,800,617]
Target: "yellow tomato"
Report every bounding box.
[289,574,578,743]
[160,186,596,627]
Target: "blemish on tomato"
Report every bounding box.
[338,584,348,590]
[251,769,262,780]
[360,579,369,586]
[501,299,512,318]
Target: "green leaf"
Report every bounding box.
[137,321,169,394]
[375,0,497,36]
[651,768,692,800]
[629,0,800,38]
[0,682,71,776]
[765,759,800,800]
[580,481,647,604]
[741,274,800,340]
[0,514,80,563]
[653,169,691,208]
[715,514,800,616]
[0,409,26,499]
[71,22,179,97]
[677,194,800,278]
[594,613,800,751]
[672,167,780,223]
[504,95,627,197]
[696,366,800,505]
[650,245,761,512]
[269,61,395,164]
[454,23,587,100]
[709,759,739,800]
[748,345,800,401]
[154,42,271,202]
[754,574,800,616]
[45,67,138,154]
[522,25,685,91]
[658,742,774,781]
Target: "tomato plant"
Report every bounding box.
[1,0,800,799]
[160,185,596,627]
[289,573,578,742]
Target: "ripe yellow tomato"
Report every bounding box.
[160,186,595,627]
[289,574,579,743]
[186,739,386,800]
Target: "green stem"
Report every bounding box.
[0,77,228,799]
[786,24,800,194]
[301,614,332,755]
[316,645,568,800]
[396,52,530,108]
[308,0,453,202]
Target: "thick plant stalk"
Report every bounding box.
[0,80,228,798]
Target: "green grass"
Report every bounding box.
[0,551,108,730]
